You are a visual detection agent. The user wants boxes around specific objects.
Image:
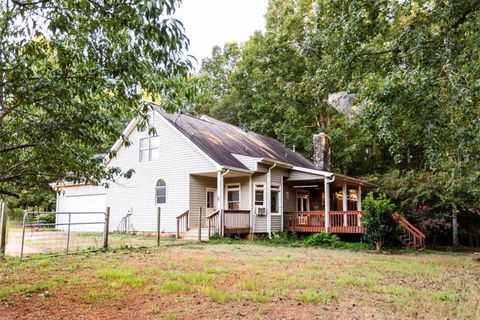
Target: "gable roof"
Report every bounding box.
[152,105,316,171]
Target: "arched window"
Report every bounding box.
[155,179,166,204]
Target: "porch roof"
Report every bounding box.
[287,167,377,189]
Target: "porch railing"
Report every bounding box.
[284,211,326,232]
[224,210,250,234]
[176,210,189,239]
[207,209,221,238]
[329,211,364,233]
[284,211,363,233]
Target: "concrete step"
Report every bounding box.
[181,228,209,241]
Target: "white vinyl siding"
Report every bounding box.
[105,111,216,233]
[189,175,216,228]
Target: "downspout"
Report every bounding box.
[267,163,277,239]
[220,169,230,237]
[324,174,335,233]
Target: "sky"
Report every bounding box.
[174,0,268,70]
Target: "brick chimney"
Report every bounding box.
[313,132,331,171]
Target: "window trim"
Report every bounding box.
[254,183,265,207]
[139,136,160,162]
[155,178,167,205]
[206,188,216,209]
[270,185,281,215]
[225,183,241,210]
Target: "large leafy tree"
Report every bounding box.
[0,0,190,198]
[197,0,480,246]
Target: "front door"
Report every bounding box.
[206,188,217,215]
[296,191,310,212]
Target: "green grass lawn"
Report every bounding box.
[0,243,479,319]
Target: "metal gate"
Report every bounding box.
[19,210,108,258]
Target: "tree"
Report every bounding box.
[0,0,190,199]
[197,0,480,247]
[362,193,397,251]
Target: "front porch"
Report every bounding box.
[284,210,363,234]
[178,167,374,239]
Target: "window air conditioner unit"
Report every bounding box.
[256,207,266,216]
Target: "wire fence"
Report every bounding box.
[1,206,175,259]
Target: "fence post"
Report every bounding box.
[198,207,202,242]
[66,212,71,254]
[0,202,7,259]
[176,218,180,239]
[20,211,27,259]
[157,207,161,247]
[103,207,110,249]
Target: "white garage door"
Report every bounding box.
[59,194,106,232]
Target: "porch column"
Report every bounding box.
[357,186,362,226]
[324,178,330,232]
[217,170,224,236]
[342,182,348,226]
[266,169,272,237]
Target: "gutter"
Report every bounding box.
[324,174,335,233]
[220,169,230,237]
[259,157,293,169]
[220,166,252,174]
[267,163,277,239]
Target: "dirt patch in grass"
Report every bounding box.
[1,244,479,319]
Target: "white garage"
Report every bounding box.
[56,185,107,232]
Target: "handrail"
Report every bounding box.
[176,210,189,239]
[207,209,222,238]
[392,213,425,239]
[116,212,132,233]
[176,210,189,220]
[224,210,250,214]
[392,212,425,249]
[329,211,362,215]
[206,209,220,219]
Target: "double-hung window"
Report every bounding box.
[139,136,160,162]
[226,184,240,210]
[271,185,280,214]
[254,184,265,206]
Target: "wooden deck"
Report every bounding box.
[284,211,364,234]
[205,210,364,237]
[224,210,250,234]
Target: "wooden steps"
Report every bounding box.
[392,213,425,250]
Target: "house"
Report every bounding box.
[53,104,377,239]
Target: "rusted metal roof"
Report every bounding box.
[153,106,315,171]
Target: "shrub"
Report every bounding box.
[36,213,56,225]
[304,233,341,247]
[362,192,397,251]
[270,231,301,246]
